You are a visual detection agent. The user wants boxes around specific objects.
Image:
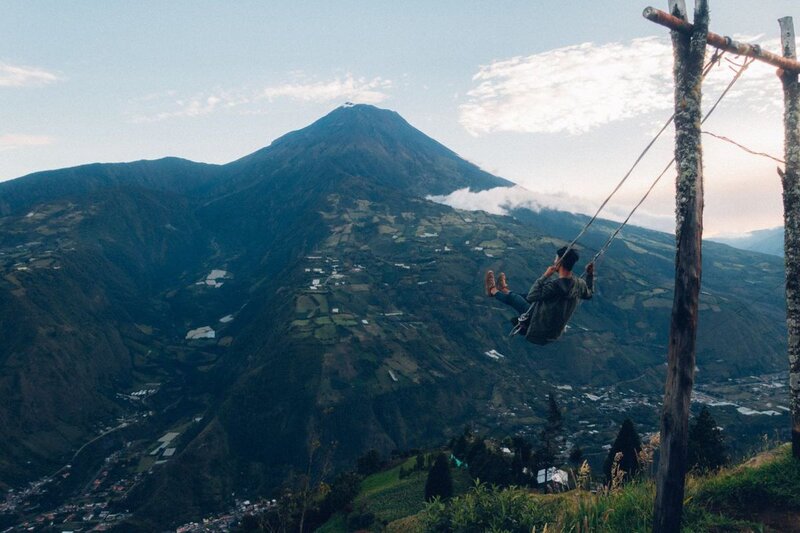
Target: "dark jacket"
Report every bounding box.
[524,272,593,344]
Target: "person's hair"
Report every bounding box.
[557,246,579,271]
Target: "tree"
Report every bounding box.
[546,393,564,437]
[356,449,383,476]
[425,453,454,501]
[536,393,564,484]
[319,471,361,516]
[511,436,534,485]
[603,418,642,483]
[568,445,584,467]
[687,407,729,472]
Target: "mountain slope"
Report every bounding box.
[710,226,784,257]
[0,104,789,529]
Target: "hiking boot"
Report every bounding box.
[484,270,497,296]
[497,272,510,293]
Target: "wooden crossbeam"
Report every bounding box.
[644,6,800,72]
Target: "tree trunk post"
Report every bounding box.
[778,16,800,459]
[653,1,708,531]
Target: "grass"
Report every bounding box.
[316,512,347,533]
[360,457,416,495]
[349,457,472,528]
[356,472,428,523]
[691,444,800,527]
[319,447,800,531]
[417,446,800,532]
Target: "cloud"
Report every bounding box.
[132,74,392,122]
[428,185,676,234]
[0,134,53,151]
[260,75,391,104]
[460,36,784,136]
[428,185,590,217]
[0,62,60,87]
[134,93,235,123]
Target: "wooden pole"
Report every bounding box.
[644,6,800,72]
[778,16,800,459]
[653,0,707,531]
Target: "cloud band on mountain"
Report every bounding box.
[428,186,675,234]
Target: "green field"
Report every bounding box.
[320,456,472,531]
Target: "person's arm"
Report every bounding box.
[581,263,595,300]
[527,266,562,302]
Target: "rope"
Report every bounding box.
[582,56,755,274]
[511,53,747,336]
[702,130,785,164]
[553,51,725,268]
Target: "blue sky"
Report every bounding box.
[1,1,797,235]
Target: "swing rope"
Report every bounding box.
[583,55,755,274]
[553,50,725,269]
[511,52,751,337]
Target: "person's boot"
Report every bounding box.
[497,272,510,293]
[484,270,496,297]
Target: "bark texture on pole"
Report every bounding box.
[643,7,800,72]
[778,16,800,459]
[653,1,708,532]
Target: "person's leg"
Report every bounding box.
[494,290,531,314]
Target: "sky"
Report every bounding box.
[1,1,798,236]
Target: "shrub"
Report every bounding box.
[420,481,557,532]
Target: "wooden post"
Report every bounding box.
[778,16,800,459]
[644,7,800,72]
[653,0,708,531]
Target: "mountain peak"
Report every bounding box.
[237,104,513,196]
[295,102,412,138]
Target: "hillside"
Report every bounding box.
[326,445,800,532]
[710,227,785,257]
[0,104,790,529]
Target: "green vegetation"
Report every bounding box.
[603,419,642,483]
[417,446,800,533]
[355,455,469,525]
[422,481,558,532]
[688,407,730,472]
[425,454,454,501]
[0,102,792,527]
[693,445,800,520]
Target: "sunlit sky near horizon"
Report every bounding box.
[2,1,798,236]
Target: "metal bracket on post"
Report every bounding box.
[668,0,687,19]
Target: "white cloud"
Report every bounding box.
[135,92,236,122]
[460,36,784,136]
[428,185,589,216]
[132,74,392,122]
[0,134,53,151]
[261,75,391,104]
[0,62,60,87]
[428,185,676,234]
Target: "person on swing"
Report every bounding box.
[485,246,594,345]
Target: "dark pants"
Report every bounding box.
[494,291,531,314]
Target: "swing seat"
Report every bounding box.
[509,314,557,345]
